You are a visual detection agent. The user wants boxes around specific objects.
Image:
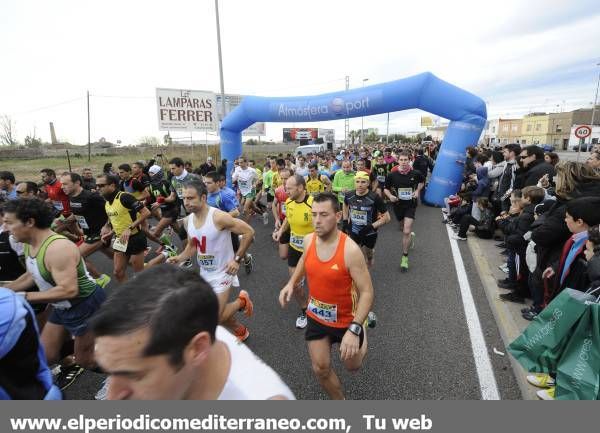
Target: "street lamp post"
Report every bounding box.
[215,0,226,124]
[588,63,600,153]
[360,78,369,146]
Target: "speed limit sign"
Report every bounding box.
[574,125,592,139]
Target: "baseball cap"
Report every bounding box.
[148,165,161,175]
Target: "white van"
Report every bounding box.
[295,144,324,156]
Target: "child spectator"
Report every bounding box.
[451,197,495,241]
[542,196,600,303]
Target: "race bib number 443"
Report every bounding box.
[308,298,338,323]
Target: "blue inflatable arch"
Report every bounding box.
[220,72,487,206]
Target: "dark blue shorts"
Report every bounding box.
[48,286,106,337]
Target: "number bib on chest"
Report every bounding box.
[197,254,217,272]
[397,187,413,200]
[52,201,64,211]
[377,175,385,183]
[290,233,304,251]
[350,208,368,225]
[308,297,338,324]
[75,215,89,230]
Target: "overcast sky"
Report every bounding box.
[1,0,599,146]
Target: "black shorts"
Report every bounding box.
[160,206,180,220]
[118,231,147,256]
[349,231,378,249]
[279,229,290,245]
[393,203,417,221]
[287,247,303,267]
[305,316,364,348]
[84,233,101,244]
[267,193,275,203]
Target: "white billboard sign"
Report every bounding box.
[156,88,217,131]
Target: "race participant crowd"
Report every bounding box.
[0,139,599,400]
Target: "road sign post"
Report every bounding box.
[574,125,592,162]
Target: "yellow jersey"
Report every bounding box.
[105,192,139,237]
[285,194,314,252]
[305,175,325,196]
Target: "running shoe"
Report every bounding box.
[238,290,254,317]
[55,364,85,391]
[296,312,308,329]
[95,274,111,288]
[244,253,254,274]
[179,258,193,269]
[95,378,109,400]
[536,387,555,400]
[400,255,409,272]
[451,233,467,241]
[234,324,250,343]
[527,373,555,388]
[262,211,269,225]
[164,244,178,259]
[366,311,377,328]
[159,233,172,246]
[410,232,415,249]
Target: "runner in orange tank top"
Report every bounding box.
[279,192,374,400]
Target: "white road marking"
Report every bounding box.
[446,224,501,400]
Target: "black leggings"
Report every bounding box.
[458,215,479,237]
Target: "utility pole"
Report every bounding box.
[361,78,369,146]
[344,76,349,148]
[87,90,91,162]
[386,112,390,145]
[215,0,226,126]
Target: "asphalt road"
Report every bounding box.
[64,203,521,400]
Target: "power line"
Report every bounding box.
[90,94,154,100]
[11,96,84,116]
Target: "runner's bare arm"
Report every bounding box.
[168,217,195,263]
[344,238,374,325]
[272,196,281,228]
[130,206,151,230]
[214,210,254,259]
[279,234,310,307]
[342,201,349,221]
[373,210,391,229]
[28,240,80,303]
[321,175,332,191]
[6,272,35,292]
[274,217,289,241]
[383,188,397,201]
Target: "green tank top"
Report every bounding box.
[24,234,97,299]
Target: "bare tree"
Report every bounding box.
[0,115,17,146]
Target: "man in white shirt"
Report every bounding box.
[232,157,260,223]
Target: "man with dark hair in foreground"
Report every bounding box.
[92,265,294,400]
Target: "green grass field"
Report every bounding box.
[0,146,276,182]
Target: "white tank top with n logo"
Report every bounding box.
[186,207,239,290]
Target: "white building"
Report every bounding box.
[483,119,499,146]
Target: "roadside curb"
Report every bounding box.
[467,237,538,400]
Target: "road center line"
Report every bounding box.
[445,224,501,400]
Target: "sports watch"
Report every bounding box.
[348,321,363,336]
